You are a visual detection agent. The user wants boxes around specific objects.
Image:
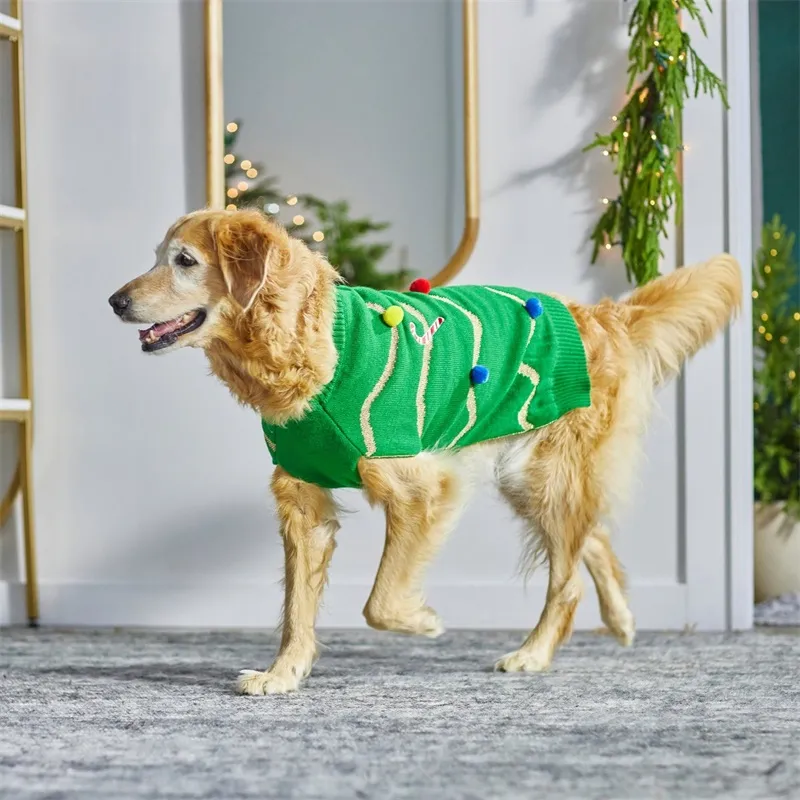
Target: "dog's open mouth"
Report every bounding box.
[138,309,206,352]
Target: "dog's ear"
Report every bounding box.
[212,213,272,311]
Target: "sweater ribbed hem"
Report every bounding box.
[540,299,591,424]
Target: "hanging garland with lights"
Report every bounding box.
[585,0,728,286]
[222,121,413,290]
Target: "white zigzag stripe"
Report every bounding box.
[399,302,433,438]
[485,286,524,304]
[484,288,539,429]
[517,364,540,431]
[484,287,536,345]
[360,302,399,456]
[434,295,482,449]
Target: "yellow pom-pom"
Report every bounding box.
[382,305,404,327]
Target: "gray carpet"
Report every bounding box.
[755,593,800,626]
[1,628,799,799]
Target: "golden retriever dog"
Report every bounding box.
[109,208,741,694]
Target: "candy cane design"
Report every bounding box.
[409,316,445,345]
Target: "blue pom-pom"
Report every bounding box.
[525,296,544,318]
[470,365,490,385]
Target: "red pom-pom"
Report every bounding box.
[409,278,431,294]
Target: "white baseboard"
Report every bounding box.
[0,580,694,630]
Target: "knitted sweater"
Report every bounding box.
[261,284,591,488]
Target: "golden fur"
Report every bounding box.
[111,209,742,694]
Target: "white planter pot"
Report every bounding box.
[754,502,800,603]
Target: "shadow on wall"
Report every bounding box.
[496,0,631,300]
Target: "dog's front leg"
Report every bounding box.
[237,467,339,695]
[359,454,463,637]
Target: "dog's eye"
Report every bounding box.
[176,251,197,268]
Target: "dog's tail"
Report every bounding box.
[621,254,742,384]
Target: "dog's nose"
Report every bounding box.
[109,293,131,316]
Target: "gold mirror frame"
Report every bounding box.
[204,0,479,286]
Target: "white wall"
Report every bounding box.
[0,0,750,631]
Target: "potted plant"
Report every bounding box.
[752,216,800,602]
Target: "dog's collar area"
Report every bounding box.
[139,309,206,352]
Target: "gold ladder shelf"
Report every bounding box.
[0,1,38,626]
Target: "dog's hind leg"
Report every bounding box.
[583,525,635,646]
[237,467,339,695]
[358,454,464,638]
[495,424,600,673]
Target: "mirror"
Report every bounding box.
[206,0,478,288]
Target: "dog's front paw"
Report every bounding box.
[409,605,445,638]
[494,648,551,673]
[364,603,445,638]
[237,668,301,696]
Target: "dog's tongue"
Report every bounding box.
[138,316,183,342]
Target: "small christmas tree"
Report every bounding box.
[753,216,800,519]
[223,121,413,290]
[300,196,414,290]
[223,120,311,241]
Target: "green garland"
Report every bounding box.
[753,216,800,519]
[585,0,728,286]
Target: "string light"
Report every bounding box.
[764,265,772,274]
[266,203,279,214]
[292,214,305,226]
[654,39,661,47]
[226,122,238,133]
[611,115,618,122]
[240,160,252,170]
[227,188,239,198]
[601,197,610,204]
[790,370,797,380]
[765,333,773,341]
[650,131,657,140]
[246,168,258,178]
[226,203,236,211]
[773,231,781,240]
[794,312,800,321]
[286,195,298,206]
[761,312,769,321]
[623,131,629,138]
[770,248,778,257]
[752,290,759,299]
[758,325,766,334]
[312,231,325,242]
[604,243,612,250]
[668,55,675,62]
[237,181,248,191]
[649,199,656,206]
[223,154,235,165]
[602,149,610,157]
[678,53,686,61]
[780,336,788,344]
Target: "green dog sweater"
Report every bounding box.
[261,284,591,488]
